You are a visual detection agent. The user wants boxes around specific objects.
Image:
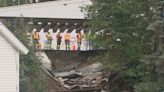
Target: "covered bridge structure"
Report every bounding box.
[0,0,95,51]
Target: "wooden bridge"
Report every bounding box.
[0,17,97,51]
[0,0,101,51]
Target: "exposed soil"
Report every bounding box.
[45,50,100,72]
[43,50,109,92]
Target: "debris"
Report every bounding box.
[54,70,82,79]
[53,63,106,89]
[77,63,103,74]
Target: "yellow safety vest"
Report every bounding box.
[46,33,52,40]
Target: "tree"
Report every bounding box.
[85,0,162,91]
[0,0,30,6]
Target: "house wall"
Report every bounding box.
[0,34,19,92]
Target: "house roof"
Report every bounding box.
[0,0,92,19]
[0,22,29,55]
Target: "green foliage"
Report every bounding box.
[134,82,160,92]
[20,52,47,92]
[0,0,7,6]
[86,0,160,90]
[0,0,29,6]
[87,0,154,51]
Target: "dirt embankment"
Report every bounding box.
[43,50,106,92]
[45,50,101,72]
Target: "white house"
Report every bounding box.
[0,22,29,92]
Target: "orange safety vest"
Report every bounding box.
[33,32,39,40]
[77,33,82,42]
[65,33,70,41]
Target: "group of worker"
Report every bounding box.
[32,31,83,50]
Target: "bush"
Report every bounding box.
[134,82,160,92]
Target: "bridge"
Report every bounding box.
[0,17,97,51]
[0,1,106,91]
[0,0,98,51]
[26,18,93,51]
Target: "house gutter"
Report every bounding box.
[0,22,29,55]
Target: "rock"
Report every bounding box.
[54,70,82,79]
[36,51,52,71]
[77,63,103,74]
[96,75,103,81]
[53,63,106,90]
[84,72,102,80]
[101,90,107,92]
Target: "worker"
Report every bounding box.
[64,32,71,50]
[77,32,82,50]
[32,31,40,49]
[84,31,96,50]
[56,32,62,50]
[46,32,53,49]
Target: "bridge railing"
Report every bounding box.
[32,39,94,51]
[31,30,96,51]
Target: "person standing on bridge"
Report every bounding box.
[77,32,82,50]
[32,31,40,49]
[56,31,62,50]
[46,32,53,49]
[64,32,71,50]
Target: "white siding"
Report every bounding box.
[0,34,18,92]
